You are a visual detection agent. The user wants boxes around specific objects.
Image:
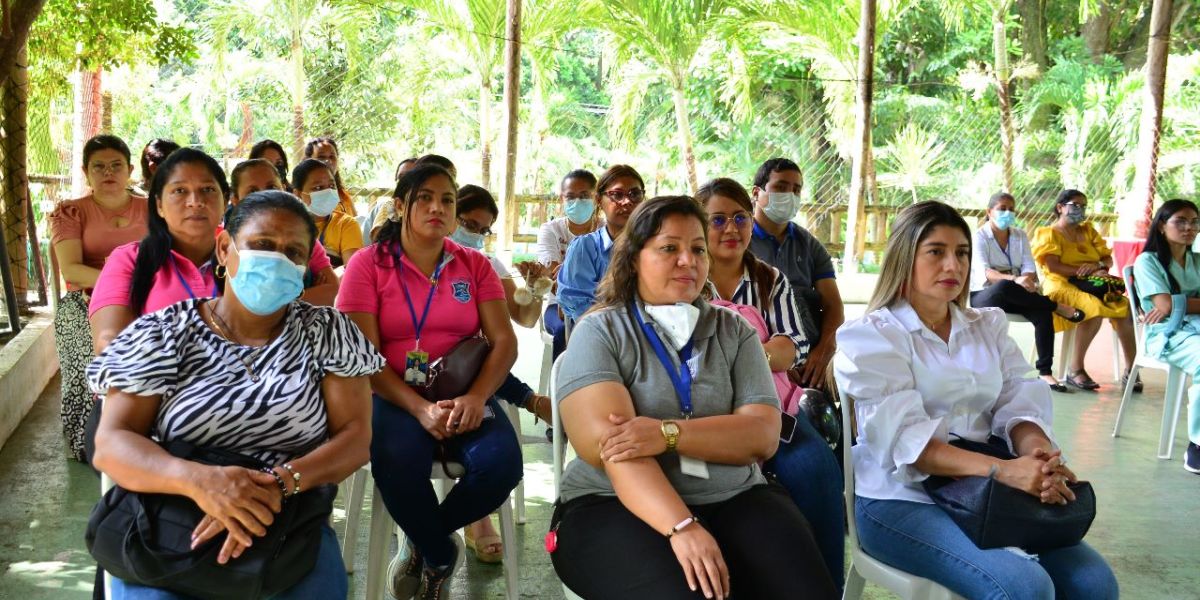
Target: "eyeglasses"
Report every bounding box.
[709,213,751,230]
[88,161,127,175]
[457,217,494,237]
[603,188,645,204]
[1167,218,1200,230]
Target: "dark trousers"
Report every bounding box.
[370,395,523,565]
[550,484,838,599]
[971,280,1057,375]
[543,304,567,360]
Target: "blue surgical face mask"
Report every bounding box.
[564,199,595,225]
[449,227,486,250]
[762,192,799,224]
[994,210,1016,230]
[306,188,339,218]
[228,246,305,315]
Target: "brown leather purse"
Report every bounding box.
[416,336,491,401]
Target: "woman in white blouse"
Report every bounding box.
[970,192,1084,392]
[834,201,1116,598]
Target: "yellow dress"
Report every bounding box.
[1031,223,1129,332]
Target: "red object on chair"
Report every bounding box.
[1108,238,1147,276]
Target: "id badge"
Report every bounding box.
[404,349,430,386]
[679,456,710,479]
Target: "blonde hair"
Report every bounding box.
[866,201,973,313]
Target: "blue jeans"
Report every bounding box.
[496,373,535,408]
[856,497,1119,600]
[543,304,567,360]
[763,413,845,586]
[371,395,523,566]
[108,524,347,599]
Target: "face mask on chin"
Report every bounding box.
[644,302,701,351]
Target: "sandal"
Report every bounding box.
[464,522,503,564]
[1122,372,1144,394]
[1065,371,1100,391]
[1039,375,1071,393]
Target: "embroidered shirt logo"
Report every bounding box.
[452,279,472,303]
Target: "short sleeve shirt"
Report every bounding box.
[970,225,1038,292]
[1133,251,1200,359]
[554,298,779,505]
[748,221,832,341]
[89,243,219,317]
[48,195,149,291]
[336,238,506,372]
[315,212,364,262]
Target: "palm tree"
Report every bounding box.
[877,123,949,204]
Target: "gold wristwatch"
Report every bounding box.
[661,420,681,452]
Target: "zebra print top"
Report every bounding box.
[87,298,385,465]
[708,264,811,369]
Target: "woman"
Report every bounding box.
[137,138,180,192]
[834,200,1117,599]
[698,177,843,585]
[49,134,148,462]
[230,159,340,306]
[1031,189,1137,391]
[249,139,290,189]
[303,137,356,217]
[536,169,600,358]
[338,164,522,598]
[1133,199,1200,474]
[291,158,363,267]
[88,191,384,598]
[971,192,1084,392]
[552,195,836,599]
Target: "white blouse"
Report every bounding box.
[833,301,1055,504]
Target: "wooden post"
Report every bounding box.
[1122,0,1172,239]
[498,0,522,253]
[843,0,876,273]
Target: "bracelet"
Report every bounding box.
[666,516,698,538]
[262,467,288,499]
[279,463,301,496]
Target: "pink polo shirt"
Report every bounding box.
[89,242,219,317]
[336,238,505,372]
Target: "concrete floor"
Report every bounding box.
[0,314,1197,599]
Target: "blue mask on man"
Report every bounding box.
[449,227,486,250]
[228,246,305,315]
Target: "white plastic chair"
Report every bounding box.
[100,473,115,600]
[537,311,556,398]
[549,357,568,498]
[1111,265,1189,459]
[1057,318,1125,383]
[838,389,964,600]
[360,462,519,600]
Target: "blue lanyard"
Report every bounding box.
[631,303,694,418]
[397,248,446,348]
[170,256,219,300]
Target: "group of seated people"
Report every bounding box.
[54,132,1164,599]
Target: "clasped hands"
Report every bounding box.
[999,447,1079,505]
[188,465,285,565]
[419,394,488,440]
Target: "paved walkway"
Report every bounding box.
[0,313,1197,598]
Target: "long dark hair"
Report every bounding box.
[139,139,180,185]
[594,195,708,310]
[697,177,774,304]
[373,164,458,268]
[226,190,318,255]
[1143,199,1200,295]
[129,148,230,315]
[303,137,347,194]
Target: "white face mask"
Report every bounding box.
[762,192,799,224]
[306,188,339,218]
[644,302,701,351]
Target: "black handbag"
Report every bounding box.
[85,439,336,600]
[1068,274,1126,303]
[922,437,1096,552]
[416,336,490,401]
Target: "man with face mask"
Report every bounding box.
[748,158,845,389]
[537,169,600,358]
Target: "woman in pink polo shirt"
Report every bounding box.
[338,164,521,598]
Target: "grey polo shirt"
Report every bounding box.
[554,298,779,505]
[749,221,835,342]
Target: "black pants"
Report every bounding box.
[550,483,837,599]
[971,280,1057,375]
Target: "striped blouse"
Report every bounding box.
[87,299,385,465]
[709,264,811,369]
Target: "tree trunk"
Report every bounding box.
[100,90,113,133]
[993,11,1014,192]
[498,0,521,252]
[844,0,876,273]
[1120,1,1190,71]
[0,0,48,89]
[70,67,102,197]
[1016,0,1047,73]
[480,79,493,190]
[670,82,699,194]
[1081,1,1113,63]
[1122,0,1173,239]
[289,30,306,159]
[2,45,31,306]
[233,101,254,157]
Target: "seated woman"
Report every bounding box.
[291,158,363,268]
[698,177,843,586]
[835,200,1117,599]
[337,164,522,598]
[1031,189,1136,391]
[1133,199,1200,474]
[50,134,148,462]
[88,191,384,598]
[552,195,836,599]
[303,136,356,217]
[971,192,1084,392]
[248,139,291,189]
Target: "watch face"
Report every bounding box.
[664,422,680,435]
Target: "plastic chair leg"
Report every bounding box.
[1111,329,1125,383]
[1058,328,1076,381]
[1112,364,1141,438]
[502,402,527,524]
[1159,369,1186,460]
[843,563,866,600]
[341,467,369,573]
[365,486,394,600]
[498,497,519,600]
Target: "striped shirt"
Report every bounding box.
[709,264,811,369]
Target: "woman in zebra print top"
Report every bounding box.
[698,177,847,589]
[88,191,384,599]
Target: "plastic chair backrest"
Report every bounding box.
[834,378,862,549]
[1122,265,1147,355]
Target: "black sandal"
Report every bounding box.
[1049,382,1072,393]
[1065,371,1100,391]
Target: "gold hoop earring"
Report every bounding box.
[215,264,227,279]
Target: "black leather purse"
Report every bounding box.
[922,437,1096,552]
[416,336,490,401]
[85,439,336,600]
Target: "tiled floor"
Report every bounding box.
[0,311,1196,598]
